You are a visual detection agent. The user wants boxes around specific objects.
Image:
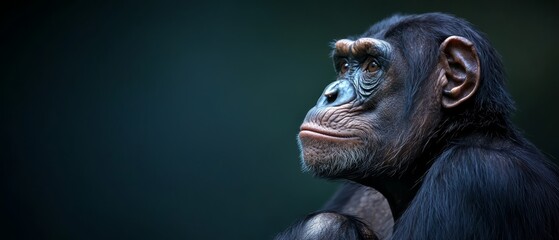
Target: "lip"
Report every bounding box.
[299,124,359,141]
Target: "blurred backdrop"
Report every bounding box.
[1,1,558,239]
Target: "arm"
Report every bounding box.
[276,182,393,240]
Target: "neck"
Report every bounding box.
[360,175,422,220]
[358,123,519,220]
[356,125,448,220]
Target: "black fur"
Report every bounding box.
[392,136,559,239]
[279,13,559,239]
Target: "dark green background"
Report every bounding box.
[2,1,558,239]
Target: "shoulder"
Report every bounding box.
[394,142,559,239]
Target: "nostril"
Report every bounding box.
[316,80,356,108]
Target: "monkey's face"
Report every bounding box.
[298,38,413,179]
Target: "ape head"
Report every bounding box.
[297,13,514,180]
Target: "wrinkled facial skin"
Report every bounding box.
[297,38,410,179]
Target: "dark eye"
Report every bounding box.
[340,61,349,74]
[366,59,380,73]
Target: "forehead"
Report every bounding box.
[332,38,392,58]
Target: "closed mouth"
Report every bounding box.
[299,124,358,140]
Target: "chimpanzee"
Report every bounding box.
[277,13,559,240]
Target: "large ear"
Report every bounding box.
[438,36,480,108]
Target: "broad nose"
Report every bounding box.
[316,80,356,107]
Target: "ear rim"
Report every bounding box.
[438,36,481,109]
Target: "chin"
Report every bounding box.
[297,134,369,178]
